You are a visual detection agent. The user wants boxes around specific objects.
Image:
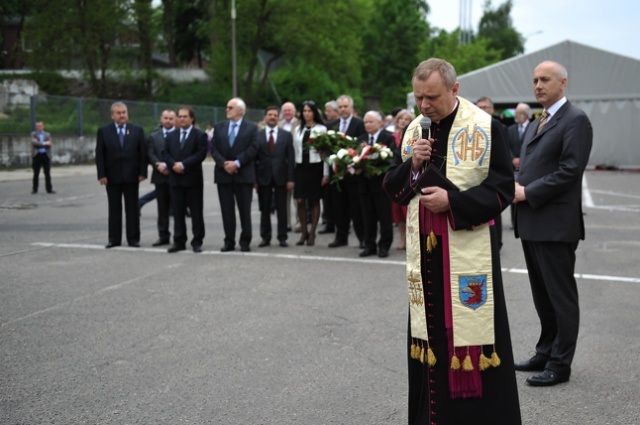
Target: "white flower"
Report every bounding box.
[369,152,379,159]
[353,155,361,163]
[337,149,349,159]
[329,154,337,163]
[345,135,353,140]
[327,130,336,135]
[380,150,389,159]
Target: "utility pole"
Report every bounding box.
[231,0,238,97]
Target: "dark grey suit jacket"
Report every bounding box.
[255,127,295,187]
[31,130,52,158]
[163,127,208,188]
[211,119,259,184]
[95,123,147,184]
[515,101,593,242]
[147,128,174,185]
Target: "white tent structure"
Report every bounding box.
[452,40,640,168]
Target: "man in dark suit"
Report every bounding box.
[256,106,295,247]
[211,97,259,252]
[357,111,395,258]
[506,103,531,229]
[163,106,208,253]
[147,109,176,246]
[96,102,147,248]
[326,94,367,248]
[513,61,593,387]
[31,121,55,194]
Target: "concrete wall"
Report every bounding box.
[0,135,96,169]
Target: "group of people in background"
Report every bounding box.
[93,94,422,258]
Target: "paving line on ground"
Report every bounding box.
[31,242,640,284]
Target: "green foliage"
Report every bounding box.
[422,29,502,75]
[477,0,524,60]
[362,0,430,112]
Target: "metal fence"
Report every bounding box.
[0,95,265,136]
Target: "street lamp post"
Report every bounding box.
[231,0,237,97]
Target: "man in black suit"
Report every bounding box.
[513,61,593,386]
[96,102,147,248]
[211,97,259,252]
[147,109,176,246]
[326,94,367,248]
[163,106,208,253]
[256,106,295,247]
[357,111,395,258]
[506,103,531,229]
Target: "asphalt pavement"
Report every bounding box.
[1,163,639,424]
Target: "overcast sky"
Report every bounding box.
[427,0,639,59]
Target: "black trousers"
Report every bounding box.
[217,182,253,248]
[171,185,204,248]
[521,239,580,376]
[32,153,52,193]
[330,176,364,243]
[359,191,393,251]
[258,181,288,242]
[155,183,171,241]
[106,182,140,245]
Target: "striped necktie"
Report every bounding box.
[536,111,550,134]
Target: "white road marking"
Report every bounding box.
[31,242,640,284]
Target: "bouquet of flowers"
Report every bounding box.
[328,147,359,185]
[357,143,395,178]
[305,130,358,155]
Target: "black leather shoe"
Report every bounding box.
[279,240,288,247]
[378,248,389,258]
[31,190,37,194]
[359,248,377,257]
[240,245,251,252]
[167,244,186,253]
[129,242,140,248]
[105,242,121,249]
[328,240,348,248]
[318,226,335,234]
[221,244,235,252]
[258,240,270,247]
[514,355,548,372]
[152,239,170,247]
[47,190,56,194]
[359,241,366,249]
[526,369,570,387]
[192,245,203,253]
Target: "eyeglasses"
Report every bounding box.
[226,106,234,110]
[302,100,315,106]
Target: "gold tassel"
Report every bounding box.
[411,343,418,360]
[427,347,437,367]
[490,350,501,367]
[479,353,492,371]
[462,354,474,371]
[451,354,461,370]
[426,235,433,253]
[420,347,426,364]
[429,231,437,250]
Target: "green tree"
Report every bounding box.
[209,0,368,108]
[361,0,430,112]
[173,0,210,68]
[422,28,502,75]
[133,0,155,98]
[0,0,30,68]
[477,0,524,60]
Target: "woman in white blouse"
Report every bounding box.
[292,100,329,246]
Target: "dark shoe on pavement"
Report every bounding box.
[240,245,251,252]
[514,354,548,372]
[526,369,570,387]
[47,190,56,194]
[192,245,203,253]
[128,242,140,248]
[168,244,186,253]
[152,239,170,247]
[359,248,377,257]
[258,240,270,247]
[31,191,37,194]
[279,240,289,247]
[328,239,348,248]
[378,248,389,258]
[221,244,235,252]
[105,242,121,249]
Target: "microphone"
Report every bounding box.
[420,116,431,141]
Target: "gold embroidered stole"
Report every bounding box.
[402,97,494,364]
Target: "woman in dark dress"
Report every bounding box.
[292,101,328,246]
